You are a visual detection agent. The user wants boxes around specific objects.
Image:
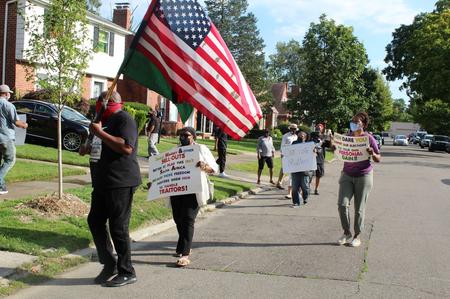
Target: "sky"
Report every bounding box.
[99,0,436,101]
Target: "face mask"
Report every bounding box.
[350,122,361,132]
[179,136,190,146]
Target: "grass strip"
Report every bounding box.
[5,161,86,184]
[16,144,90,167]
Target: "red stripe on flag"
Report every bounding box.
[140,29,253,132]
[145,17,257,126]
[135,40,248,139]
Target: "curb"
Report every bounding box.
[1,184,272,284]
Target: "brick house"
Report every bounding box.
[265,82,300,129]
[0,0,190,135]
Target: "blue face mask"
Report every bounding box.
[350,122,361,132]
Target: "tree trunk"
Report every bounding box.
[57,98,63,199]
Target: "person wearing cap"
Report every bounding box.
[148,127,218,267]
[0,84,28,195]
[256,129,276,185]
[144,109,160,157]
[84,90,141,287]
[276,124,298,198]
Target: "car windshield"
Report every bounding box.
[61,106,88,122]
[424,135,433,139]
[417,133,426,138]
[434,136,449,142]
[373,135,381,140]
[396,135,406,139]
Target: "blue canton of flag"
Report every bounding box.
[156,0,211,50]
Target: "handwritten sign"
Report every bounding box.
[148,145,202,201]
[281,142,317,174]
[333,133,369,162]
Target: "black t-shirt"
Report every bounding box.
[148,114,160,134]
[96,110,142,189]
[216,128,227,149]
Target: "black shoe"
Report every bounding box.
[104,274,137,287]
[94,266,117,284]
[276,184,284,190]
[314,190,319,195]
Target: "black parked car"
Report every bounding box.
[12,99,90,151]
[429,135,450,152]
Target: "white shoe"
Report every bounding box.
[218,172,229,178]
[337,233,352,245]
[350,237,361,247]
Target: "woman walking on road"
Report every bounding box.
[335,112,381,247]
[149,127,218,267]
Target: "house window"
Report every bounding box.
[97,30,109,53]
[93,81,105,98]
[93,27,115,56]
[169,101,179,122]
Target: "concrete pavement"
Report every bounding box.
[6,144,450,298]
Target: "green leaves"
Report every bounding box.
[300,15,369,130]
[24,0,91,107]
[384,1,450,104]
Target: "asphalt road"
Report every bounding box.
[10,143,450,298]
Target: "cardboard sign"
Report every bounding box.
[148,144,202,201]
[281,142,317,174]
[14,114,27,146]
[333,133,369,162]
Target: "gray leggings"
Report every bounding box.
[337,171,373,236]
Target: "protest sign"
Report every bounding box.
[148,144,202,201]
[333,133,369,162]
[14,114,26,146]
[281,142,317,174]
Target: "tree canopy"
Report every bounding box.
[296,15,368,130]
[204,0,269,107]
[384,0,450,103]
[384,0,450,134]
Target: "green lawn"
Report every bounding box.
[136,136,278,157]
[6,160,86,184]
[16,144,90,166]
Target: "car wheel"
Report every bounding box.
[429,147,434,152]
[63,131,82,151]
[420,145,424,148]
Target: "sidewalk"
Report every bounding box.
[0,154,273,288]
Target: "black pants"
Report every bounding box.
[170,194,200,256]
[216,146,227,173]
[87,186,136,276]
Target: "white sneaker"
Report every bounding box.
[218,172,229,178]
[350,237,361,247]
[337,233,352,245]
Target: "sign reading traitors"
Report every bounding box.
[333,133,370,162]
[281,142,317,174]
[148,145,202,201]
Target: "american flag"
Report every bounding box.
[131,0,262,139]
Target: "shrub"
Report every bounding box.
[124,101,151,113]
[271,128,282,138]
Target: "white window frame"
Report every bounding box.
[91,77,107,99]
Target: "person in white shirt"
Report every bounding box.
[276,124,298,199]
